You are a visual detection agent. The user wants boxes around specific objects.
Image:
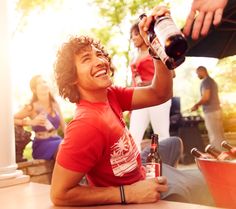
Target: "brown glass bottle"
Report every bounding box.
[149,38,185,70]
[205,144,222,159]
[190,147,215,160]
[221,141,236,158]
[146,134,162,178]
[139,14,185,70]
[154,15,188,60]
[190,148,210,159]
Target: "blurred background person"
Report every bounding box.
[14,75,65,160]
[190,66,224,149]
[129,22,174,151]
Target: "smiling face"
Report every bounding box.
[74,44,112,100]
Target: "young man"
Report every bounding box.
[51,6,213,207]
[191,66,224,150]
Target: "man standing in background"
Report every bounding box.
[191,66,224,149]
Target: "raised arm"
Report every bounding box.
[131,6,173,110]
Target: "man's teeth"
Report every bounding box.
[94,70,107,77]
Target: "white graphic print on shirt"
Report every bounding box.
[110,128,139,177]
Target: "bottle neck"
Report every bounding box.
[222,141,233,151]
[150,143,158,152]
[206,146,221,158]
[191,148,202,158]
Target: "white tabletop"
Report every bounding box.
[0,182,221,209]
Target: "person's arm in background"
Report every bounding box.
[14,105,46,127]
[191,88,210,111]
[183,0,228,40]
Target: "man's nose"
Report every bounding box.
[94,56,107,66]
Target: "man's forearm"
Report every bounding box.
[52,185,122,206]
[152,59,173,101]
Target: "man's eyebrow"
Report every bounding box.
[79,52,90,60]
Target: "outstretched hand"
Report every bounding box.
[183,0,228,40]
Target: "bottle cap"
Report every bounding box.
[205,144,212,153]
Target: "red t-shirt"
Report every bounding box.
[131,55,154,86]
[57,86,145,186]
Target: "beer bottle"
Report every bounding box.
[190,147,207,159]
[221,141,236,158]
[205,144,232,160]
[190,147,212,159]
[146,134,162,178]
[134,71,142,86]
[153,15,188,60]
[205,144,221,159]
[139,14,185,70]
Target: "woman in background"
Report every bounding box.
[129,22,174,151]
[14,75,65,160]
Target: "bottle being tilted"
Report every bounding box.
[139,13,187,70]
[221,141,236,158]
[146,134,162,178]
[153,15,188,60]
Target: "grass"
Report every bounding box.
[23,142,33,160]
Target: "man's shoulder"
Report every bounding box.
[202,76,212,85]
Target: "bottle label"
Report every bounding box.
[150,38,168,62]
[134,75,142,85]
[145,163,161,179]
[154,16,180,47]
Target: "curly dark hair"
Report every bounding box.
[54,36,112,103]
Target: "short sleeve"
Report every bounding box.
[57,119,105,173]
[108,86,134,111]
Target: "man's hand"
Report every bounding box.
[183,0,228,40]
[138,5,170,46]
[125,176,168,204]
[191,104,199,112]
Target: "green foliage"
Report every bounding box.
[16,0,62,15]
[91,0,162,25]
[89,0,164,58]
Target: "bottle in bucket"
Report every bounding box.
[221,141,236,158]
[190,147,213,159]
[205,144,232,161]
[146,134,162,178]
